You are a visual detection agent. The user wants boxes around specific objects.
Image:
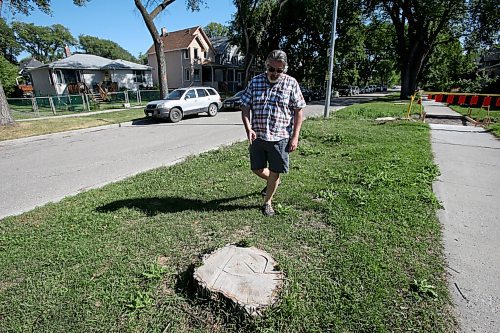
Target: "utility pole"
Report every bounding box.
[324,0,339,118]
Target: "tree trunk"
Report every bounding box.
[154,38,169,97]
[242,54,254,88]
[400,64,418,99]
[134,0,170,97]
[399,44,429,99]
[0,81,16,126]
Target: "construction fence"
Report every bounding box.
[7,90,162,120]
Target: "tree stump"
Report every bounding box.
[193,244,284,316]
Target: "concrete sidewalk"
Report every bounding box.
[424,99,464,118]
[425,100,500,332]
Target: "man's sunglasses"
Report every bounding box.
[267,66,284,73]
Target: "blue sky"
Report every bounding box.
[5,0,236,59]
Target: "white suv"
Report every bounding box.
[144,87,222,122]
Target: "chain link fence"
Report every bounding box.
[7,90,162,120]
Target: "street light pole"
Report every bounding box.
[324,0,339,118]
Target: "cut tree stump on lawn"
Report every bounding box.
[193,244,284,316]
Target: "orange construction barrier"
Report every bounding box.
[470,95,479,106]
[482,97,493,125]
[458,95,467,105]
[446,95,454,104]
[435,94,443,102]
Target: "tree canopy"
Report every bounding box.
[204,22,230,38]
[12,22,77,63]
[79,35,138,62]
[0,0,89,126]
[0,18,21,63]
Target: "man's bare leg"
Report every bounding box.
[252,168,269,180]
[264,171,280,204]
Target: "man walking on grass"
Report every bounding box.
[240,50,306,216]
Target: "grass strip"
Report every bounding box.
[0,108,146,142]
[449,105,500,137]
[0,102,455,332]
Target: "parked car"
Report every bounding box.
[144,87,222,122]
[337,85,353,97]
[351,86,360,95]
[222,90,244,110]
[312,87,324,100]
[300,85,313,102]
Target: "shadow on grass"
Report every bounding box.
[96,194,258,216]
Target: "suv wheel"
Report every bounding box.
[169,108,182,123]
[207,103,218,117]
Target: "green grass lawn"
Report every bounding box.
[0,108,146,141]
[0,102,456,332]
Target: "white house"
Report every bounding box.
[28,54,153,96]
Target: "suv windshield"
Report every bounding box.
[165,89,185,100]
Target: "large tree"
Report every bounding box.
[204,22,230,38]
[464,0,500,50]
[359,20,398,87]
[0,0,87,126]
[134,0,205,98]
[0,18,21,63]
[366,0,467,98]
[12,22,77,63]
[79,35,137,62]
[232,0,289,87]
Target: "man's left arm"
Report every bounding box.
[289,108,303,152]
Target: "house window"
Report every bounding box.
[204,51,208,59]
[55,70,64,84]
[183,49,189,59]
[193,69,200,81]
[54,69,77,84]
[237,73,242,84]
[184,69,190,81]
[134,70,145,83]
[194,48,199,59]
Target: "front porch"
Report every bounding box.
[201,65,257,93]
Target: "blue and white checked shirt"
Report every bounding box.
[240,73,306,141]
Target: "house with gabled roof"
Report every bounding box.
[146,26,254,92]
[27,54,153,96]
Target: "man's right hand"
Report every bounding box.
[247,129,257,142]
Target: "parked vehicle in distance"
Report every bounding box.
[312,87,324,100]
[351,86,360,95]
[337,85,353,97]
[222,90,244,110]
[144,87,222,122]
[300,85,313,102]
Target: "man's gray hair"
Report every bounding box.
[266,50,288,65]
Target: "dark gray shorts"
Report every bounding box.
[249,138,289,173]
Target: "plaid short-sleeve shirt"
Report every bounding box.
[240,73,306,141]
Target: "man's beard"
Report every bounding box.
[267,72,279,83]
